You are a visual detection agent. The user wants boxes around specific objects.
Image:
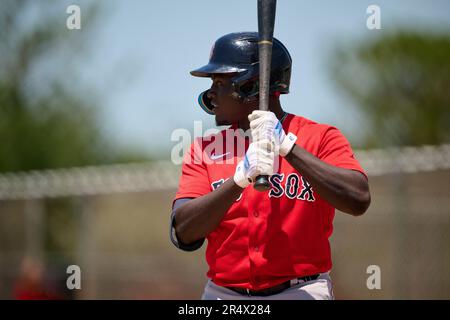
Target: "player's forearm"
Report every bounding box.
[285,145,371,216]
[174,178,243,244]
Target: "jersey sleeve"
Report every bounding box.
[317,126,367,179]
[170,198,205,252]
[174,139,211,201]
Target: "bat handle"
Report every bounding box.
[254,175,271,191]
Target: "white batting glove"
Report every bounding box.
[233,140,275,188]
[248,110,297,157]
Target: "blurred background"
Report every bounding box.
[0,0,449,299]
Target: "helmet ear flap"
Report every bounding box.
[198,90,215,115]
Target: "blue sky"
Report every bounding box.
[70,0,450,157]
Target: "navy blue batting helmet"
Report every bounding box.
[191,32,292,115]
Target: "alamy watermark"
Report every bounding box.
[171,121,281,171]
[366,5,381,30]
[172,122,246,163]
[66,265,81,290]
[366,264,381,290]
[66,5,81,30]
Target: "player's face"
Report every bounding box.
[207,74,257,126]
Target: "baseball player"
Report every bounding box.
[170,32,371,300]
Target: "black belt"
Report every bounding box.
[225,274,320,297]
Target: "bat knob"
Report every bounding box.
[254,175,271,191]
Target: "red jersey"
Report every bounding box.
[173,113,367,290]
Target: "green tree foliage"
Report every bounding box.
[0,1,146,173]
[331,31,450,148]
[0,1,150,263]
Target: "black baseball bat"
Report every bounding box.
[254,0,277,192]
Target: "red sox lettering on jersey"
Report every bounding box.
[174,113,366,290]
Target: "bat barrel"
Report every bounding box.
[258,0,277,40]
[257,0,277,112]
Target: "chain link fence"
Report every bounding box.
[0,144,449,299]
